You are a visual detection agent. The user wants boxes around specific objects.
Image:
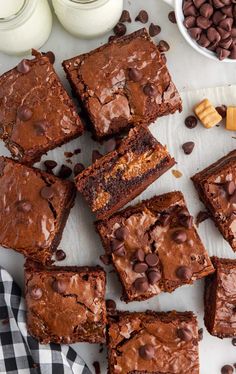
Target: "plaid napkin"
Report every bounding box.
[0,267,91,374]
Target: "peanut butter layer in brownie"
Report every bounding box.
[205,256,236,338]
[0,157,76,264]
[107,311,199,374]
[192,150,236,252]
[0,51,84,165]
[96,191,213,302]
[63,28,182,140]
[25,261,106,344]
[75,126,175,220]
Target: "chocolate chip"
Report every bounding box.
[221,365,234,374]
[225,181,236,195]
[52,279,66,294]
[143,83,157,97]
[55,249,66,261]
[217,26,231,39]
[196,210,210,225]
[105,138,116,152]
[222,5,233,17]
[113,22,126,37]
[40,186,54,200]
[74,163,85,176]
[198,33,211,47]
[92,150,103,163]
[106,299,116,311]
[172,230,187,243]
[145,253,159,267]
[135,10,149,23]
[177,327,193,341]
[216,105,227,117]
[115,227,128,241]
[43,51,55,64]
[229,45,236,59]
[17,200,32,213]
[158,40,170,52]
[185,115,198,128]
[188,27,202,40]
[196,15,212,29]
[182,141,195,155]
[58,164,72,179]
[133,277,149,292]
[217,46,230,60]
[168,11,177,23]
[232,338,236,346]
[128,68,143,82]
[34,120,48,135]
[213,10,226,25]
[17,106,33,121]
[119,10,131,23]
[183,2,199,17]
[219,17,233,31]
[158,212,171,226]
[134,249,145,262]
[193,0,206,8]
[198,328,203,341]
[100,254,111,265]
[147,269,161,284]
[179,213,193,229]
[111,239,126,256]
[108,35,117,43]
[149,23,161,37]
[30,286,42,300]
[176,266,193,280]
[133,262,148,273]
[44,160,57,170]
[139,344,154,360]
[200,3,214,18]
[184,16,196,28]
[93,361,101,374]
[17,59,30,74]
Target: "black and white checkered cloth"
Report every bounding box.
[0,267,91,374]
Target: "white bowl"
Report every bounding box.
[163,0,236,63]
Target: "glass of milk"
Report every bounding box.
[52,0,123,39]
[0,0,52,55]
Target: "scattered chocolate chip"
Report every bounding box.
[196,210,210,225]
[143,83,157,96]
[55,249,66,261]
[52,279,66,294]
[93,361,101,374]
[182,141,195,155]
[100,254,111,265]
[216,105,227,117]
[177,327,193,341]
[119,10,131,23]
[168,11,177,23]
[184,16,196,28]
[225,181,236,195]
[111,239,126,256]
[158,40,170,52]
[134,249,145,262]
[74,163,85,176]
[40,186,54,200]
[221,365,234,374]
[17,106,33,121]
[44,160,57,171]
[149,23,161,37]
[145,253,159,267]
[34,120,48,135]
[232,338,236,346]
[113,22,126,37]
[106,299,116,311]
[135,10,149,23]
[185,115,198,129]
[198,328,203,341]
[133,277,149,292]
[147,269,161,284]
[115,227,128,241]
[176,266,193,281]
[30,286,42,300]
[105,138,116,152]
[17,59,30,74]
[92,150,103,163]
[43,51,55,64]
[172,230,187,243]
[128,67,143,82]
[74,148,81,155]
[17,200,32,213]
[139,344,155,360]
[133,262,148,273]
[57,164,72,179]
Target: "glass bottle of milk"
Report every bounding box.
[52,0,123,39]
[0,0,52,55]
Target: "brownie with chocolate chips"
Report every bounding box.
[25,260,107,344]
[62,28,182,140]
[75,126,175,220]
[107,310,199,373]
[96,191,213,302]
[205,256,236,338]
[192,150,236,252]
[0,157,76,264]
[0,51,83,165]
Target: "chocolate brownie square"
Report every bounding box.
[96,191,213,302]
[107,311,199,374]
[0,157,76,264]
[76,126,175,220]
[63,28,182,140]
[205,256,236,338]
[25,260,106,344]
[192,150,236,252]
[0,51,84,165]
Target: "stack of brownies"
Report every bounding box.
[0,28,235,373]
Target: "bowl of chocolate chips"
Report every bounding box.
[164,0,236,62]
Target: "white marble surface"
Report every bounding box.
[1,0,236,373]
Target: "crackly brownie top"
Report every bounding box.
[108,311,199,374]
[97,191,213,300]
[0,157,73,260]
[63,29,181,138]
[25,261,106,341]
[0,52,83,163]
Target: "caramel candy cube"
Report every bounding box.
[194,99,222,128]
[226,106,236,131]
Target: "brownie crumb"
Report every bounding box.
[119,10,131,23]
[135,10,149,23]
[172,169,183,178]
[196,211,210,226]
[74,148,81,154]
[57,165,72,179]
[93,361,101,374]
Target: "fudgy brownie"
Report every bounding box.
[205,256,236,338]
[96,191,213,302]
[76,126,175,220]
[192,150,236,252]
[0,51,84,165]
[0,157,76,264]
[107,310,199,374]
[25,260,106,344]
[63,28,182,140]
